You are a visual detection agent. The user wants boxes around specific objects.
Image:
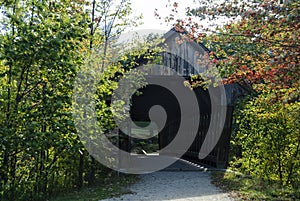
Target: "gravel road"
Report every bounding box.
[101,171,234,201]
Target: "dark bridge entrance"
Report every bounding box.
[117,28,249,169]
[118,75,235,168]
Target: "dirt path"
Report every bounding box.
[101,160,233,201]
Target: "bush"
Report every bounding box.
[231,90,300,188]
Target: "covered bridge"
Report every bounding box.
[118,28,248,169]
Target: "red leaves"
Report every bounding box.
[164,0,299,96]
[212,58,218,64]
[239,65,249,71]
[226,24,232,29]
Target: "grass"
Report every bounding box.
[131,121,159,154]
[49,173,138,201]
[210,171,300,201]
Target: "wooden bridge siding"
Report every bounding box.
[158,107,233,168]
[162,52,199,77]
[183,106,234,168]
[161,31,208,77]
[118,77,234,169]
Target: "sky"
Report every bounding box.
[130,0,196,31]
[129,0,231,35]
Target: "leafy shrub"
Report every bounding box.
[231,90,300,188]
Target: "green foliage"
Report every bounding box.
[49,173,138,201]
[93,34,165,133]
[231,92,300,188]
[211,171,300,200]
[0,1,91,200]
[0,0,145,200]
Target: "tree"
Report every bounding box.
[80,0,143,185]
[0,1,90,200]
[0,0,145,200]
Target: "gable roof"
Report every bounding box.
[163,27,212,54]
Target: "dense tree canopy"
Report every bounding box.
[0,0,145,200]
